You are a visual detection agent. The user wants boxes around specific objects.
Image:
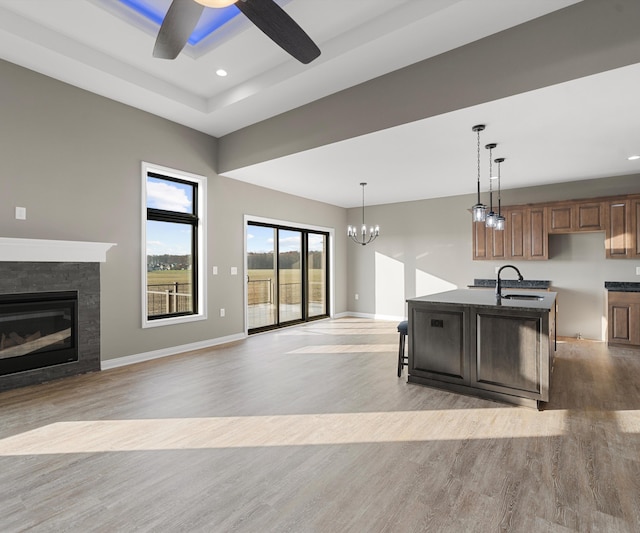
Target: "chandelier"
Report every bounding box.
[347,182,380,245]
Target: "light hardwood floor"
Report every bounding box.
[1,318,639,532]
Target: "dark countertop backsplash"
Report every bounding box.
[469,279,551,289]
[604,281,640,292]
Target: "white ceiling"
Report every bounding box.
[1,0,639,208]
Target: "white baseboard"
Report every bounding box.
[101,332,247,370]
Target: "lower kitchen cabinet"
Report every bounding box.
[607,291,640,346]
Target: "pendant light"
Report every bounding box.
[494,157,505,231]
[347,182,380,245]
[471,125,487,222]
[485,143,498,228]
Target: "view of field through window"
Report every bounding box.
[145,173,197,318]
[247,223,327,330]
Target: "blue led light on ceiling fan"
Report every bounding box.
[118,0,241,45]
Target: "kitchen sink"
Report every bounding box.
[501,294,544,301]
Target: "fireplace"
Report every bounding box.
[0,238,114,391]
[0,291,78,376]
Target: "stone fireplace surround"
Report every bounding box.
[0,238,114,392]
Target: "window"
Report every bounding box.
[142,162,207,327]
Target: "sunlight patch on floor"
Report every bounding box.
[0,408,604,456]
[280,328,397,336]
[286,344,397,353]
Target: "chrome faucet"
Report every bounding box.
[496,264,523,298]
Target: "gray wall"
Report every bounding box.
[4,54,640,366]
[347,175,640,340]
[0,59,347,362]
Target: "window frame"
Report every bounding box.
[141,162,207,328]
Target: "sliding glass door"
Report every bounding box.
[247,222,329,333]
[278,229,303,323]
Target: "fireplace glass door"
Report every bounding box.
[0,291,78,376]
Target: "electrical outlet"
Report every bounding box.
[220,308,225,317]
[230,267,238,275]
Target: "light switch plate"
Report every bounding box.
[636,266,640,275]
[15,206,26,220]
[212,266,218,275]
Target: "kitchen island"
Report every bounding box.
[407,289,556,408]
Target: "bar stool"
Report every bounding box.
[397,320,408,377]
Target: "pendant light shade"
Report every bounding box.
[471,125,487,222]
[347,182,379,245]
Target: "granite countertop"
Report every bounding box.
[468,278,551,289]
[604,281,640,292]
[408,289,557,311]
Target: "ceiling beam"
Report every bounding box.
[218,0,640,173]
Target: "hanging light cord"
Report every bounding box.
[488,146,494,213]
[497,160,501,215]
[476,128,481,200]
[361,183,366,227]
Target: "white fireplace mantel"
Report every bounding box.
[0,238,116,263]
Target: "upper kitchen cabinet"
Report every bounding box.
[472,219,506,261]
[632,197,640,257]
[606,196,640,258]
[472,220,489,260]
[504,206,547,260]
[472,193,640,261]
[547,201,604,233]
[473,206,546,261]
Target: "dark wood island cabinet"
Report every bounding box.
[407,289,556,409]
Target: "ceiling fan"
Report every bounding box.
[153,0,321,64]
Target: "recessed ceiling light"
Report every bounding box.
[216,69,228,77]
[628,155,640,161]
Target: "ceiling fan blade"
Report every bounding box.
[153,0,204,59]
[234,0,320,64]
